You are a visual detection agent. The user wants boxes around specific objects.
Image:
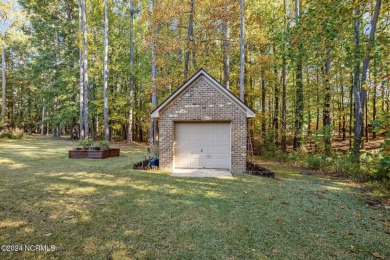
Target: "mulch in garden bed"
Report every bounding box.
[246,161,275,178]
[133,158,159,170]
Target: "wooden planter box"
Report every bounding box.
[68,148,120,159]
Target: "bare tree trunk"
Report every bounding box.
[127,0,135,143]
[78,0,84,140]
[149,0,158,146]
[223,19,230,89]
[1,15,6,122]
[323,47,332,155]
[184,0,195,78]
[281,0,287,153]
[352,9,361,155]
[103,0,109,141]
[239,0,245,102]
[272,44,279,145]
[340,74,346,141]
[41,100,45,135]
[81,0,89,139]
[349,73,353,150]
[261,70,266,143]
[353,0,381,159]
[293,0,303,150]
[372,71,377,139]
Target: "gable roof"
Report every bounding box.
[151,69,256,118]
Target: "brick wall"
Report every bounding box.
[159,76,247,173]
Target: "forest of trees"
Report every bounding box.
[0,0,389,160]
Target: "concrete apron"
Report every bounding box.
[171,168,233,178]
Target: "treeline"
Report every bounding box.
[0,0,389,156]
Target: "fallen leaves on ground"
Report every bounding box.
[372,252,385,259]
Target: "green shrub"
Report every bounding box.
[0,128,24,139]
[372,115,390,181]
[78,139,95,149]
[304,153,325,170]
[10,128,24,139]
[99,141,110,149]
[0,130,11,139]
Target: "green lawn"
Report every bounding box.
[0,137,389,259]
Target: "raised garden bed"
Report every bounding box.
[68,148,120,159]
[246,161,275,178]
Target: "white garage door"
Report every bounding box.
[175,122,230,169]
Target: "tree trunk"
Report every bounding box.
[353,0,381,160]
[127,0,135,143]
[223,20,230,89]
[149,0,158,146]
[293,0,303,150]
[78,0,84,140]
[372,59,377,139]
[273,44,279,145]
[341,75,346,141]
[239,0,245,102]
[323,47,332,155]
[103,0,109,141]
[281,0,287,153]
[1,16,6,122]
[81,0,89,139]
[184,0,195,78]
[261,70,266,144]
[41,100,45,135]
[349,73,353,150]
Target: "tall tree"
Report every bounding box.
[293,0,304,150]
[353,0,382,159]
[239,0,245,102]
[223,18,230,89]
[78,0,84,139]
[103,0,109,141]
[281,0,288,152]
[127,0,135,143]
[184,0,195,78]
[81,0,89,139]
[1,7,7,122]
[149,0,157,144]
[323,46,332,155]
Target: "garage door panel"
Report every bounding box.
[216,134,229,142]
[176,132,189,143]
[175,123,230,169]
[190,132,203,143]
[176,145,189,154]
[203,146,214,154]
[203,135,215,142]
[189,145,202,153]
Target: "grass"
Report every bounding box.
[0,137,389,259]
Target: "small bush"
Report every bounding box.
[0,128,24,139]
[99,141,110,149]
[78,139,95,149]
[10,128,24,139]
[0,130,11,139]
[304,153,325,170]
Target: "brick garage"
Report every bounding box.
[151,69,255,173]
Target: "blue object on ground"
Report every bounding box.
[150,158,159,167]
